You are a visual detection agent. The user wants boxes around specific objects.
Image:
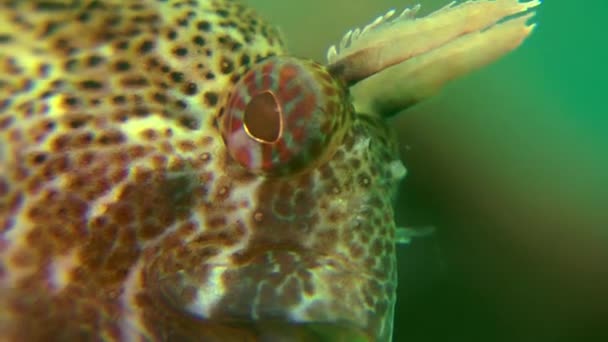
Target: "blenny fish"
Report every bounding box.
[0,0,539,341]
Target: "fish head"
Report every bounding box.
[0,1,401,340]
[148,53,405,340]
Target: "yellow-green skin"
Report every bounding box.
[0,1,403,341]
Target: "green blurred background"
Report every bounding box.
[244,1,607,340]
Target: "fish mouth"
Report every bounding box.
[159,318,371,342]
[150,247,380,338]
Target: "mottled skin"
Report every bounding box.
[0,1,403,341]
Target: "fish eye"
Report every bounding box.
[219,56,352,176]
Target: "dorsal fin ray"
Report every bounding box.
[326,0,541,86]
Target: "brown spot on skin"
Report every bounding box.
[151,92,168,104]
[170,71,184,83]
[86,55,105,68]
[178,115,199,129]
[197,20,211,32]
[151,155,168,169]
[166,30,177,40]
[111,203,134,225]
[62,96,81,108]
[120,75,149,88]
[10,249,37,268]
[97,129,125,145]
[177,140,196,152]
[0,178,9,196]
[0,116,14,130]
[219,57,234,74]
[192,35,206,46]
[358,172,371,187]
[204,91,218,106]
[349,243,365,259]
[141,128,158,141]
[79,80,104,90]
[206,216,227,229]
[182,82,198,95]
[172,46,188,57]
[138,40,155,54]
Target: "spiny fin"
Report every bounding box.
[327,4,421,64]
[326,0,541,86]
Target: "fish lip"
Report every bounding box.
[166,249,375,318]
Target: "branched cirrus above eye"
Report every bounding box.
[219,56,352,177]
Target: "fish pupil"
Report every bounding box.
[243,90,282,143]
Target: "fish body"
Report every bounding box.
[0,1,401,340]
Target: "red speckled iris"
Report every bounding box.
[220,56,352,176]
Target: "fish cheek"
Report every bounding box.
[140,115,402,341]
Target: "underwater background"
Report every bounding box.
[245,0,607,341]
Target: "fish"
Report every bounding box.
[0,0,539,341]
